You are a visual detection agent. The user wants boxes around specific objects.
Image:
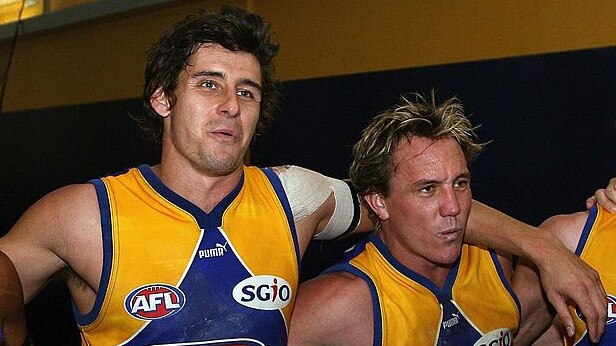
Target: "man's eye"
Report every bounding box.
[454,180,469,189]
[420,185,434,194]
[201,81,217,89]
[237,89,254,99]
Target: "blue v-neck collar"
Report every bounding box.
[137,164,244,230]
[369,232,461,301]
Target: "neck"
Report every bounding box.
[152,162,243,213]
[379,232,454,289]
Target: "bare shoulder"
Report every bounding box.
[540,211,589,252]
[3,183,99,244]
[38,183,99,213]
[295,271,371,312]
[0,183,102,301]
[289,272,373,345]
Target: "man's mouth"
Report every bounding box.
[438,228,461,241]
[211,128,238,139]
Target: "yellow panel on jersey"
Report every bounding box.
[326,232,520,345]
[76,165,300,346]
[222,166,300,323]
[567,204,616,345]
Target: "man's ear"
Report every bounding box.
[150,87,171,117]
[364,193,389,221]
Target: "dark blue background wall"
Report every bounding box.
[253,47,616,225]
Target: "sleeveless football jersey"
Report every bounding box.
[326,233,520,345]
[567,205,616,345]
[75,165,300,346]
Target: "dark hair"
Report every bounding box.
[137,5,280,143]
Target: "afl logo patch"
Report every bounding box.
[607,294,616,325]
[232,275,292,310]
[576,294,616,325]
[124,283,186,320]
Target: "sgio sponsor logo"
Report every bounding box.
[473,328,512,346]
[232,275,292,310]
[124,283,186,320]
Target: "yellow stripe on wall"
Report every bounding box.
[3,0,616,112]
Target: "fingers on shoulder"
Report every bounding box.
[607,177,616,195]
[591,178,616,212]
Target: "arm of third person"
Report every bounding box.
[464,200,606,343]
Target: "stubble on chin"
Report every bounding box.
[196,150,244,176]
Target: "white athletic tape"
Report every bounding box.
[313,177,355,240]
[278,165,331,223]
[277,166,357,240]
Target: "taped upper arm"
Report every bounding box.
[275,165,362,240]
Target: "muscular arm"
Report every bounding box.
[513,211,590,345]
[512,257,554,345]
[288,272,372,345]
[0,184,102,304]
[513,211,591,345]
[520,211,588,345]
[274,166,372,256]
[464,201,606,342]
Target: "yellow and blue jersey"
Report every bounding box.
[326,233,520,345]
[568,204,616,345]
[76,165,300,346]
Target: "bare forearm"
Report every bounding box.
[465,200,556,262]
[512,259,554,345]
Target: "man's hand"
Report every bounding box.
[586,177,616,212]
[535,234,606,343]
[465,200,609,342]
